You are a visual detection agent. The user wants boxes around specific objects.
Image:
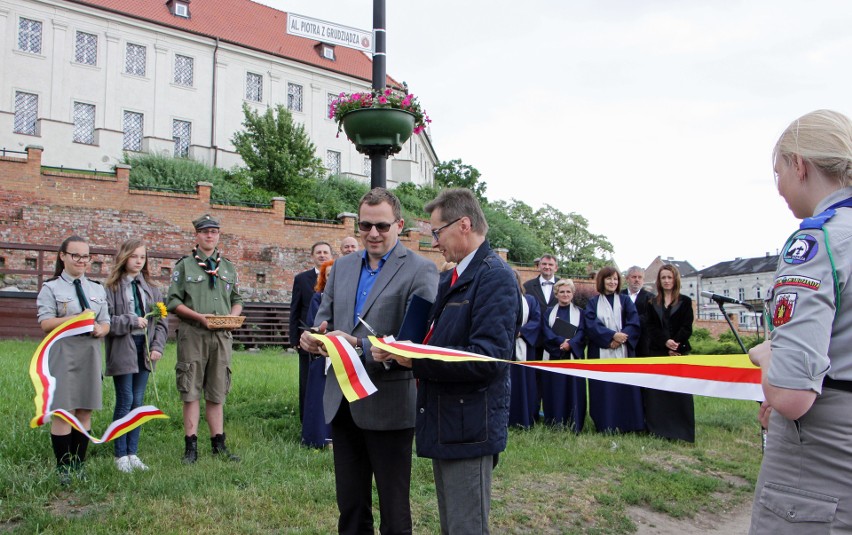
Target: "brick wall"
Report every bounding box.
[1,146,547,301]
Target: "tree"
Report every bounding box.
[434,159,487,202]
[231,104,324,203]
[506,200,614,277]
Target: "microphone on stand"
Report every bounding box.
[700,291,754,309]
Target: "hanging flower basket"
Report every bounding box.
[341,108,416,155]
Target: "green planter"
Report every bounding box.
[341,108,416,155]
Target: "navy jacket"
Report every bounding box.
[412,241,520,460]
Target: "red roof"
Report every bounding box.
[66,0,393,85]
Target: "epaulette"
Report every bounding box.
[800,196,852,230]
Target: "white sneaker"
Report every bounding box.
[115,456,133,473]
[128,455,149,471]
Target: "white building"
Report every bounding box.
[1,0,437,187]
[687,254,778,332]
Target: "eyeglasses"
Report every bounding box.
[358,220,398,233]
[431,218,462,241]
[64,253,92,263]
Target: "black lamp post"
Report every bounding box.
[370,0,387,189]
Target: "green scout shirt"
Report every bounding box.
[166,250,243,316]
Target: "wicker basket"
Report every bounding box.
[204,315,246,330]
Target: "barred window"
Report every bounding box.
[287,83,303,112]
[18,18,42,54]
[13,92,38,135]
[73,102,96,144]
[75,31,98,66]
[123,111,144,151]
[363,157,371,177]
[326,150,341,176]
[173,120,191,157]
[327,92,337,119]
[174,55,194,86]
[125,43,146,76]
[246,72,263,102]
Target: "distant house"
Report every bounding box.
[690,254,779,331]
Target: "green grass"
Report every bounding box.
[0,340,762,533]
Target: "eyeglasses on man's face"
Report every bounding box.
[358,220,398,233]
[431,218,462,241]
[64,252,92,263]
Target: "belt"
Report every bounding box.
[823,376,852,393]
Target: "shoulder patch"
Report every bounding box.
[773,275,821,291]
[772,292,798,327]
[783,233,819,264]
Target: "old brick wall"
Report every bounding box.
[1,146,549,302]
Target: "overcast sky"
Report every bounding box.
[257,0,852,270]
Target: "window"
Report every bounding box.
[738,288,745,301]
[73,102,96,144]
[246,72,263,102]
[125,43,146,76]
[322,45,335,60]
[173,119,191,157]
[326,150,341,176]
[75,31,98,66]
[327,92,337,119]
[174,54,193,86]
[287,83,303,112]
[723,289,730,297]
[174,3,189,17]
[756,286,762,299]
[363,157,371,177]
[123,111,144,151]
[13,92,38,135]
[18,18,42,54]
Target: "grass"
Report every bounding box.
[0,340,762,533]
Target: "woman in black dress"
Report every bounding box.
[643,264,695,442]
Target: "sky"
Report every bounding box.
[256,0,852,271]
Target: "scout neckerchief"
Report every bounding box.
[193,246,220,289]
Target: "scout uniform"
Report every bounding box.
[37,269,110,480]
[750,186,852,533]
[166,214,243,462]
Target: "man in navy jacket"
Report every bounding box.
[392,188,520,534]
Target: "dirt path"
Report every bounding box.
[630,499,753,534]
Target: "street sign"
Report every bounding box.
[287,13,373,54]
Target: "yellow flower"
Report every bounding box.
[155,302,168,319]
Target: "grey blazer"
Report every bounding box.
[105,275,168,376]
[316,241,438,430]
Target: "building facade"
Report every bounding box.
[1,0,437,187]
[686,254,778,332]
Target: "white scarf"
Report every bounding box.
[597,294,626,359]
[515,296,530,361]
[543,303,579,361]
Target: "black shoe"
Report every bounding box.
[211,433,240,462]
[183,435,198,464]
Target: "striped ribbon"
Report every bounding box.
[309,333,378,402]
[29,311,168,443]
[367,336,764,402]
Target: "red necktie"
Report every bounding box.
[423,269,459,344]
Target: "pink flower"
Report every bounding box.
[378,96,388,104]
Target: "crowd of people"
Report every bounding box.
[34,107,852,533]
[510,260,696,442]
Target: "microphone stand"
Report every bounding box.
[712,300,766,452]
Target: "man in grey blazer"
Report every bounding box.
[300,188,438,535]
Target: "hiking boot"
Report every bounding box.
[183,435,198,464]
[211,433,240,462]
